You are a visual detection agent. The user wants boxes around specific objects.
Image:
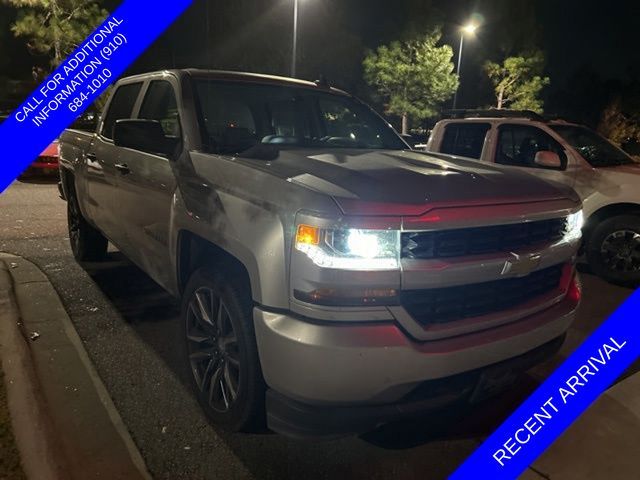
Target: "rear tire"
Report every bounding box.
[181,267,265,432]
[586,214,640,287]
[67,193,108,262]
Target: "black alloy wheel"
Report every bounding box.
[181,268,265,431]
[587,214,640,287]
[600,230,640,274]
[186,286,241,413]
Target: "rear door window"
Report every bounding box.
[101,82,143,139]
[440,123,490,159]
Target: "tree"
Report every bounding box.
[484,51,550,113]
[7,0,108,68]
[598,96,640,147]
[363,31,458,134]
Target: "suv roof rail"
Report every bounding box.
[314,74,331,88]
[441,109,546,122]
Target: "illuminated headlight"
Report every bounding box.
[564,210,584,242]
[295,224,400,270]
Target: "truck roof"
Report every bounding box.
[118,69,350,96]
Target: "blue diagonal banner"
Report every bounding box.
[0,0,193,192]
[451,288,640,479]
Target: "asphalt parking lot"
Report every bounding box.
[0,178,637,480]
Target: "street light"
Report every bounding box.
[291,0,300,77]
[462,23,478,35]
[452,22,478,110]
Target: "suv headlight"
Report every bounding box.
[564,210,584,242]
[295,224,400,270]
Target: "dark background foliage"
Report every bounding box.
[1,0,639,128]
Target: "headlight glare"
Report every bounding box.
[296,226,400,270]
[564,210,584,242]
[347,230,380,258]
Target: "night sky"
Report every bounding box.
[1,0,639,125]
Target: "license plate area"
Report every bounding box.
[469,363,520,404]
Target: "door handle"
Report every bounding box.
[115,163,131,175]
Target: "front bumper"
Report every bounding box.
[22,159,59,176]
[265,334,565,438]
[253,292,578,407]
[31,161,59,169]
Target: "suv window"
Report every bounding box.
[497,125,566,169]
[139,80,181,137]
[551,124,635,167]
[440,123,490,159]
[101,83,142,139]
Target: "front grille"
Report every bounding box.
[402,218,567,260]
[400,264,564,325]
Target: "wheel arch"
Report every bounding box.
[59,166,75,201]
[584,203,640,238]
[176,230,254,302]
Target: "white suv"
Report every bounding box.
[427,110,640,286]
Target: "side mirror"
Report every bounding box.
[114,119,179,158]
[534,150,562,169]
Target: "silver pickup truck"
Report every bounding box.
[59,69,583,438]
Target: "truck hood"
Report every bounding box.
[234,148,577,215]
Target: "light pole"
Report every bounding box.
[452,23,477,110]
[291,0,299,77]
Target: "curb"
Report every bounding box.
[0,253,151,480]
[0,260,66,480]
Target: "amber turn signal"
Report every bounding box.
[296,224,320,245]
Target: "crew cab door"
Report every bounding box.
[86,81,143,245]
[490,124,575,188]
[115,78,179,289]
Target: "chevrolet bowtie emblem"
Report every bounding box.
[501,253,542,277]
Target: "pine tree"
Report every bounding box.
[484,51,550,113]
[363,31,458,134]
[8,0,108,68]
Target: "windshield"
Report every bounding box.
[550,124,636,167]
[193,80,406,154]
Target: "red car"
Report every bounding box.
[0,113,60,177]
[24,139,60,176]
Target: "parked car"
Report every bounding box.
[0,113,60,177]
[59,71,582,438]
[427,109,640,286]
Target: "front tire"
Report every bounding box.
[587,214,640,286]
[181,267,265,432]
[67,193,108,262]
